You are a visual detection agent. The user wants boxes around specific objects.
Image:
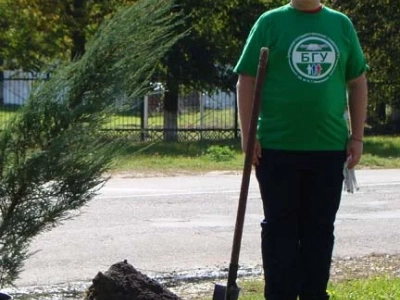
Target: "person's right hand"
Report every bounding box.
[241,137,262,166]
[346,138,363,169]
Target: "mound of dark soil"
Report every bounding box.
[85,260,182,300]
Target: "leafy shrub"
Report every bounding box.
[206,145,235,162]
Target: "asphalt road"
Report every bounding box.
[14,169,400,289]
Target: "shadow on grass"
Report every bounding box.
[364,136,400,158]
[0,104,22,112]
[118,136,400,158]
[119,138,242,157]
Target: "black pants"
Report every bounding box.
[255,149,346,300]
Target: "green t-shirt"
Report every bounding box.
[234,4,368,151]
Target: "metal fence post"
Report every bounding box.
[199,92,204,141]
[141,95,149,141]
[0,70,3,106]
[234,90,239,139]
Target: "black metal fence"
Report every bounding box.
[0,73,239,141]
[1,73,399,140]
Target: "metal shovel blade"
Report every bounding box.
[212,283,240,300]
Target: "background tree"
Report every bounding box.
[2,0,399,134]
[161,0,268,141]
[0,0,275,141]
[0,0,138,107]
[327,0,400,132]
[0,0,182,287]
[0,0,138,71]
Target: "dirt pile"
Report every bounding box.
[85,260,182,300]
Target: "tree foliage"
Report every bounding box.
[1,0,399,132]
[0,0,138,71]
[327,0,400,130]
[162,0,268,92]
[0,0,182,287]
[161,0,268,140]
[0,0,270,139]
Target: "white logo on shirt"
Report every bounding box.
[288,33,339,83]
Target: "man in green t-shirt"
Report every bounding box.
[234,0,368,299]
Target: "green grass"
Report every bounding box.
[361,135,400,168]
[0,105,21,127]
[202,277,400,300]
[0,107,236,130]
[328,277,400,299]
[111,139,244,174]
[104,108,236,129]
[0,103,398,172]
[111,136,400,174]
[9,277,400,300]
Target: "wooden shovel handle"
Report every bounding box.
[227,47,269,288]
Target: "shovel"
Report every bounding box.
[212,47,269,300]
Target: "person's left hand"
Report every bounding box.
[346,138,363,169]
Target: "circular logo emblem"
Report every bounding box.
[288,33,339,83]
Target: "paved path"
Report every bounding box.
[14,169,400,288]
